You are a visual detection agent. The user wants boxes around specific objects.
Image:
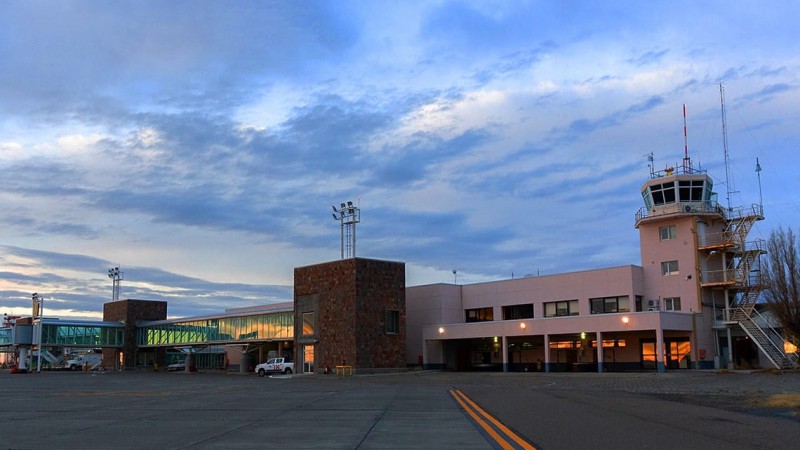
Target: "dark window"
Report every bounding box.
[465,307,494,323]
[385,310,400,334]
[590,296,630,314]
[650,181,676,206]
[544,300,579,317]
[502,304,534,320]
[679,180,705,202]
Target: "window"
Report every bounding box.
[302,312,315,336]
[649,181,676,206]
[544,300,579,317]
[661,260,679,276]
[590,296,630,314]
[663,297,681,311]
[465,307,493,323]
[502,304,534,320]
[678,180,705,202]
[659,225,676,241]
[385,310,400,334]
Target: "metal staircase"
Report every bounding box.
[702,204,798,369]
[730,307,798,369]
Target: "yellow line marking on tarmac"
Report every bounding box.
[449,389,537,450]
[450,389,514,450]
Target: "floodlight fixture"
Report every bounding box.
[331,199,361,259]
[108,266,124,302]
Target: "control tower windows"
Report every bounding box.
[678,180,705,202]
[649,181,675,206]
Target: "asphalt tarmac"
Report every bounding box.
[1,369,798,449]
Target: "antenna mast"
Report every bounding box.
[683,104,691,171]
[755,157,763,207]
[720,83,733,210]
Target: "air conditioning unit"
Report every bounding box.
[647,300,660,311]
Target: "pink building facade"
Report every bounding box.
[407,160,795,372]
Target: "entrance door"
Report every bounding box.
[667,339,691,369]
[302,344,315,373]
[640,341,656,370]
[640,338,691,370]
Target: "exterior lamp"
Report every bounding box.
[438,327,445,335]
[580,332,586,340]
[520,322,527,329]
[621,316,630,324]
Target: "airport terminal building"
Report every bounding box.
[2,159,797,373]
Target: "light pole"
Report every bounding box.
[108,266,124,302]
[331,201,360,259]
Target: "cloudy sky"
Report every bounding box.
[2,1,798,320]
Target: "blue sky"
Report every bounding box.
[2,1,798,319]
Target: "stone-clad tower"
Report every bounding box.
[294,258,406,374]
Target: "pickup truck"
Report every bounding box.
[255,358,294,376]
[66,353,102,371]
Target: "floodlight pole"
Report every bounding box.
[331,201,361,259]
[108,266,124,302]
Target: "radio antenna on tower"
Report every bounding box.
[682,104,691,172]
[720,83,736,210]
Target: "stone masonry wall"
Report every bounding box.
[103,299,167,369]
[294,258,406,372]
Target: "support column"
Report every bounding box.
[724,288,734,370]
[422,340,429,370]
[502,336,509,372]
[239,346,248,374]
[656,327,666,373]
[18,347,29,371]
[543,334,551,372]
[596,331,604,373]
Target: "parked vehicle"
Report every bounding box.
[66,352,101,371]
[255,358,294,376]
[166,362,186,371]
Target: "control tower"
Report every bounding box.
[635,156,794,369]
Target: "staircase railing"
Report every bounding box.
[729,307,799,369]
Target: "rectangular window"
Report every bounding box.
[502,304,534,320]
[661,260,679,276]
[385,310,400,334]
[663,297,681,311]
[465,307,493,323]
[659,225,676,241]
[302,312,315,336]
[679,180,705,202]
[544,300,579,317]
[590,296,630,314]
[650,181,676,206]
